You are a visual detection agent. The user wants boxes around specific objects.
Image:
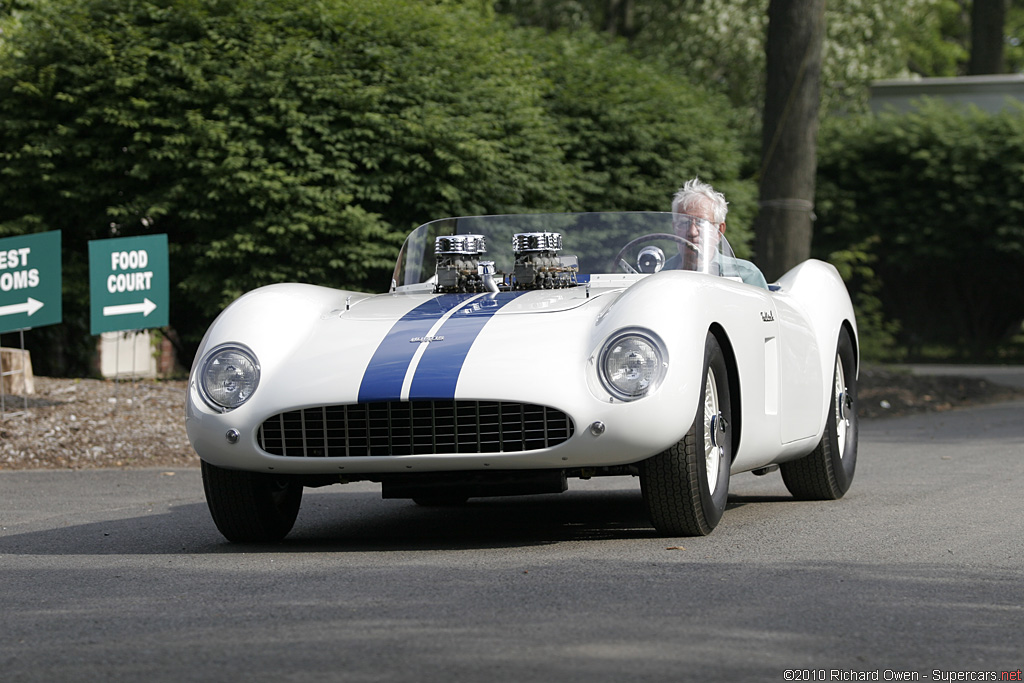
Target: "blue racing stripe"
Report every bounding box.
[357,294,479,403]
[408,291,527,400]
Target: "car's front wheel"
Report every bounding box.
[640,332,732,536]
[781,326,858,500]
[201,460,303,542]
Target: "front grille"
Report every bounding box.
[257,400,575,458]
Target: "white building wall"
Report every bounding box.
[870,74,1024,114]
[99,331,158,379]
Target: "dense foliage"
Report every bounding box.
[515,28,757,238]
[0,0,750,373]
[815,101,1024,359]
[495,0,954,123]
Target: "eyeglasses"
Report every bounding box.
[672,214,714,235]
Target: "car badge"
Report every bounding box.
[410,335,445,343]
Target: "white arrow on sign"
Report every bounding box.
[103,298,157,317]
[0,297,44,318]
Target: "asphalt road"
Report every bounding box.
[2,400,1023,682]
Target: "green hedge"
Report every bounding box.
[1,0,568,371]
[1,0,751,374]
[815,100,1024,359]
[515,28,757,252]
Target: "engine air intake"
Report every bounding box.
[258,400,575,458]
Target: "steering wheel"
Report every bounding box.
[612,233,699,273]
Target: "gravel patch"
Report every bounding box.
[857,366,1024,419]
[1,377,194,470]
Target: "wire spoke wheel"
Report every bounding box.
[833,356,849,460]
[781,327,858,500]
[640,332,732,536]
[703,369,722,494]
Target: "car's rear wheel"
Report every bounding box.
[201,460,303,542]
[640,332,732,536]
[781,327,858,500]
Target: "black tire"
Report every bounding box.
[201,460,303,542]
[640,332,732,536]
[781,327,858,500]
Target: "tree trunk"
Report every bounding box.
[605,0,635,38]
[969,0,1007,74]
[754,0,825,282]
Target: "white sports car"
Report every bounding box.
[186,212,858,542]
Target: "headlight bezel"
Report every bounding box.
[197,343,261,412]
[598,328,668,402]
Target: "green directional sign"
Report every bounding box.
[0,231,62,334]
[89,234,169,334]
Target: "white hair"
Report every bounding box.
[671,177,728,224]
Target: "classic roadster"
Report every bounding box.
[186,212,858,542]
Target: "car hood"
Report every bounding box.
[343,287,602,321]
[196,283,627,412]
[343,288,621,404]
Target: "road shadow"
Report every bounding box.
[0,487,658,555]
[0,483,806,555]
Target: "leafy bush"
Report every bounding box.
[1,0,571,371]
[517,28,757,253]
[1,0,752,373]
[815,101,1024,359]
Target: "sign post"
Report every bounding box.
[0,230,62,417]
[0,231,62,334]
[88,234,169,335]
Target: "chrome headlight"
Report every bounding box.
[199,344,260,411]
[599,330,666,401]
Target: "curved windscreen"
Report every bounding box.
[391,212,738,292]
